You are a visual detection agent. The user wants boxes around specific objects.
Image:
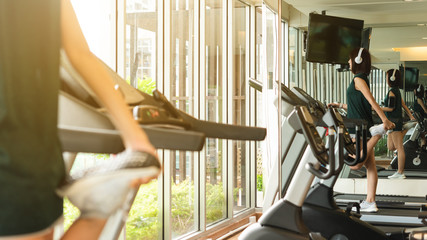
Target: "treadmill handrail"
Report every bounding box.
[151,90,266,141]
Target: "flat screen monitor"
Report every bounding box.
[401,67,419,90]
[306,13,364,64]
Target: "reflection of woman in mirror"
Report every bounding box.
[380,69,415,179]
[414,84,427,117]
[413,84,427,149]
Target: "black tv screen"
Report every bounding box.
[306,13,364,64]
[401,67,419,90]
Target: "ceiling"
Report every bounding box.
[283,0,427,83]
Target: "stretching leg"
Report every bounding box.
[389,131,405,174]
[350,135,382,203]
[364,150,378,202]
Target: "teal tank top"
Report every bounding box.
[346,73,373,134]
[384,87,403,131]
[0,0,65,235]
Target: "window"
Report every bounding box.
[72,0,268,239]
[231,0,250,213]
[71,0,116,66]
[170,0,197,238]
[124,1,160,239]
[125,0,157,91]
[205,0,227,225]
[289,27,298,88]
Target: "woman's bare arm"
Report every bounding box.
[354,77,394,130]
[402,98,416,120]
[418,98,427,114]
[60,0,156,155]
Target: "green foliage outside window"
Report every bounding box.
[256,174,263,192]
[64,179,225,239]
[206,183,225,224]
[374,136,388,156]
[170,179,195,236]
[63,198,79,230]
[125,76,156,95]
[126,180,159,240]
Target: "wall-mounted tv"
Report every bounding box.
[306,13,364,64]
[400,66,419,90]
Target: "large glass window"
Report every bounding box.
[125,0,157,91]
[289,27,298,88]
[232,0,249,213]
[264,7,277,89]
[124,1,160,239]
[170,0,197,238]
[73,0,271,239]
[205,0,226,225]
[254,5,279,208]
[255,7,263,82]
[71,0,116,67]
[254,6,264,208]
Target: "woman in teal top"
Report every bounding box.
[346,72,374,133]
[381,69,415,179]
[413,84,427,119]
[329,48,394,213]
[0,0,160,239]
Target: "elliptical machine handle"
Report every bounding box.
[332,127,345,176]
[306,128,341,179]
[360,125,368,162]
[344,123,368,166]
[288,106,336,179]
[351,126,362,166]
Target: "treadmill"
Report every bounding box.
[332,117,427,232]
[58,52,267,240]
[334,192,427,233]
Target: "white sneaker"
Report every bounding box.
[369,124,386,137]
[352,200,378,213]
[388,171,406,179]
[57,150,161,219]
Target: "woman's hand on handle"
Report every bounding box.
[327,103,338,108]
[328,102,346,109]
[383,119,395,130]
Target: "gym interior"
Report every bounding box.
[56,0,427,239]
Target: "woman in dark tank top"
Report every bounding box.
[413,84,427,119]
[380,69,415,179]
[329,48,394,213]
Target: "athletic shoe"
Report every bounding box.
[388,171,406,179]
[57,150,161,219]
[369,124,387,137]
[403,121,417,130]
[352,200,378,213]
